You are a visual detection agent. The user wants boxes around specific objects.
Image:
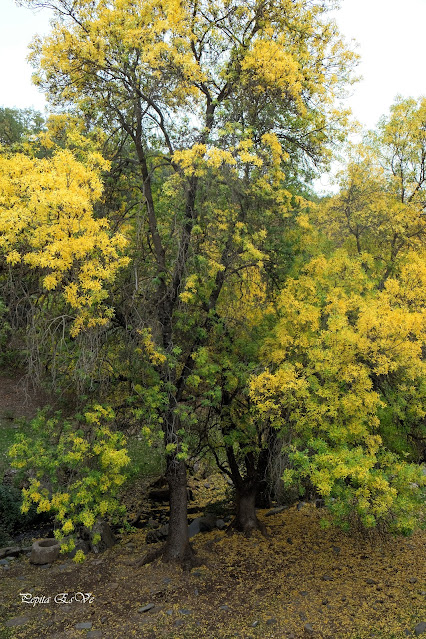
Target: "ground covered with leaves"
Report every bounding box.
[1,500,425,639]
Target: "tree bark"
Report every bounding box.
[164,456,195,567]
[226,447,267,536]
[234,481,259,534]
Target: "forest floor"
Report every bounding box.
[0,374,425,639]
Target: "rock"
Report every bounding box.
[30,539,61,565]
[216,519,227,530]
[179,609,191,615]
[5,616,30,627]
[409,578,418,584]
[300,591,308,596]
[365,579,377,585]
[266,618,277,625]
[0,559,9,565]
[148,519,160,528]
[68,538,90,559]
[174,620,184,627]
[90,521,115,553]
[415,622,426,636]
[199,514,217,532]
[304,623,314,635]
[251,621,259,627]
[139,604,155,613]
[265,506,287,516]
[163,578,172,584]
[333,546,341,554]
[87,632,103,638]
[146,524,169,544]
[322,575,334,581]
[149,488,170,502]
[287,537,293,544]
[75,622,93,630]
[188,519,201,539]
[297,501,307,510]
[204,483,211,489]
[219,605,229,611]
[0,545,32,559]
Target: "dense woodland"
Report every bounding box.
[0,0,425,577]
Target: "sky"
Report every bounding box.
[1,0,426,139]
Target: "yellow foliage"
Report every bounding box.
[0,149,129,335]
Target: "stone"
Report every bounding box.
[68,539,90,560]
[199,514,218,532]
[179,609,191,615]
[139,604,155,613]
[216,519,227,530]
[30,539,61,565]
[322,575,334,581]
[304,623,314,635]
[0,559,8,565]
[87,632,103,638]
[409,578,418,584]
[174,620,184,627]
[188,519,201,539]
[415,622,426,636]
[297,501,307,510]
[266,618,277,625]
[149,488,170,502]
[251,621,259,628]
[147,524,169,544]
[219,605,229,611]
[365,579,377,585]
[75,622,92,630]
[0,545,22,559]
[5,616,30,627]
[90,521,115,553]
[163,578,172,584]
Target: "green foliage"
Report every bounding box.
[8,404,130,559]
[0,106,43,147]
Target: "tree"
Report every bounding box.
[250,249,426,533]
[0,107,43,147]
[15,0,356,564]
[248,100,426,534]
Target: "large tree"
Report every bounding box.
[15,0,356,564]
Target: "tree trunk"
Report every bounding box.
[232,480,267,536]
[164,456,194,567]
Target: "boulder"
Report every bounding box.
[30,539,61,565]
[90,521,115,553]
